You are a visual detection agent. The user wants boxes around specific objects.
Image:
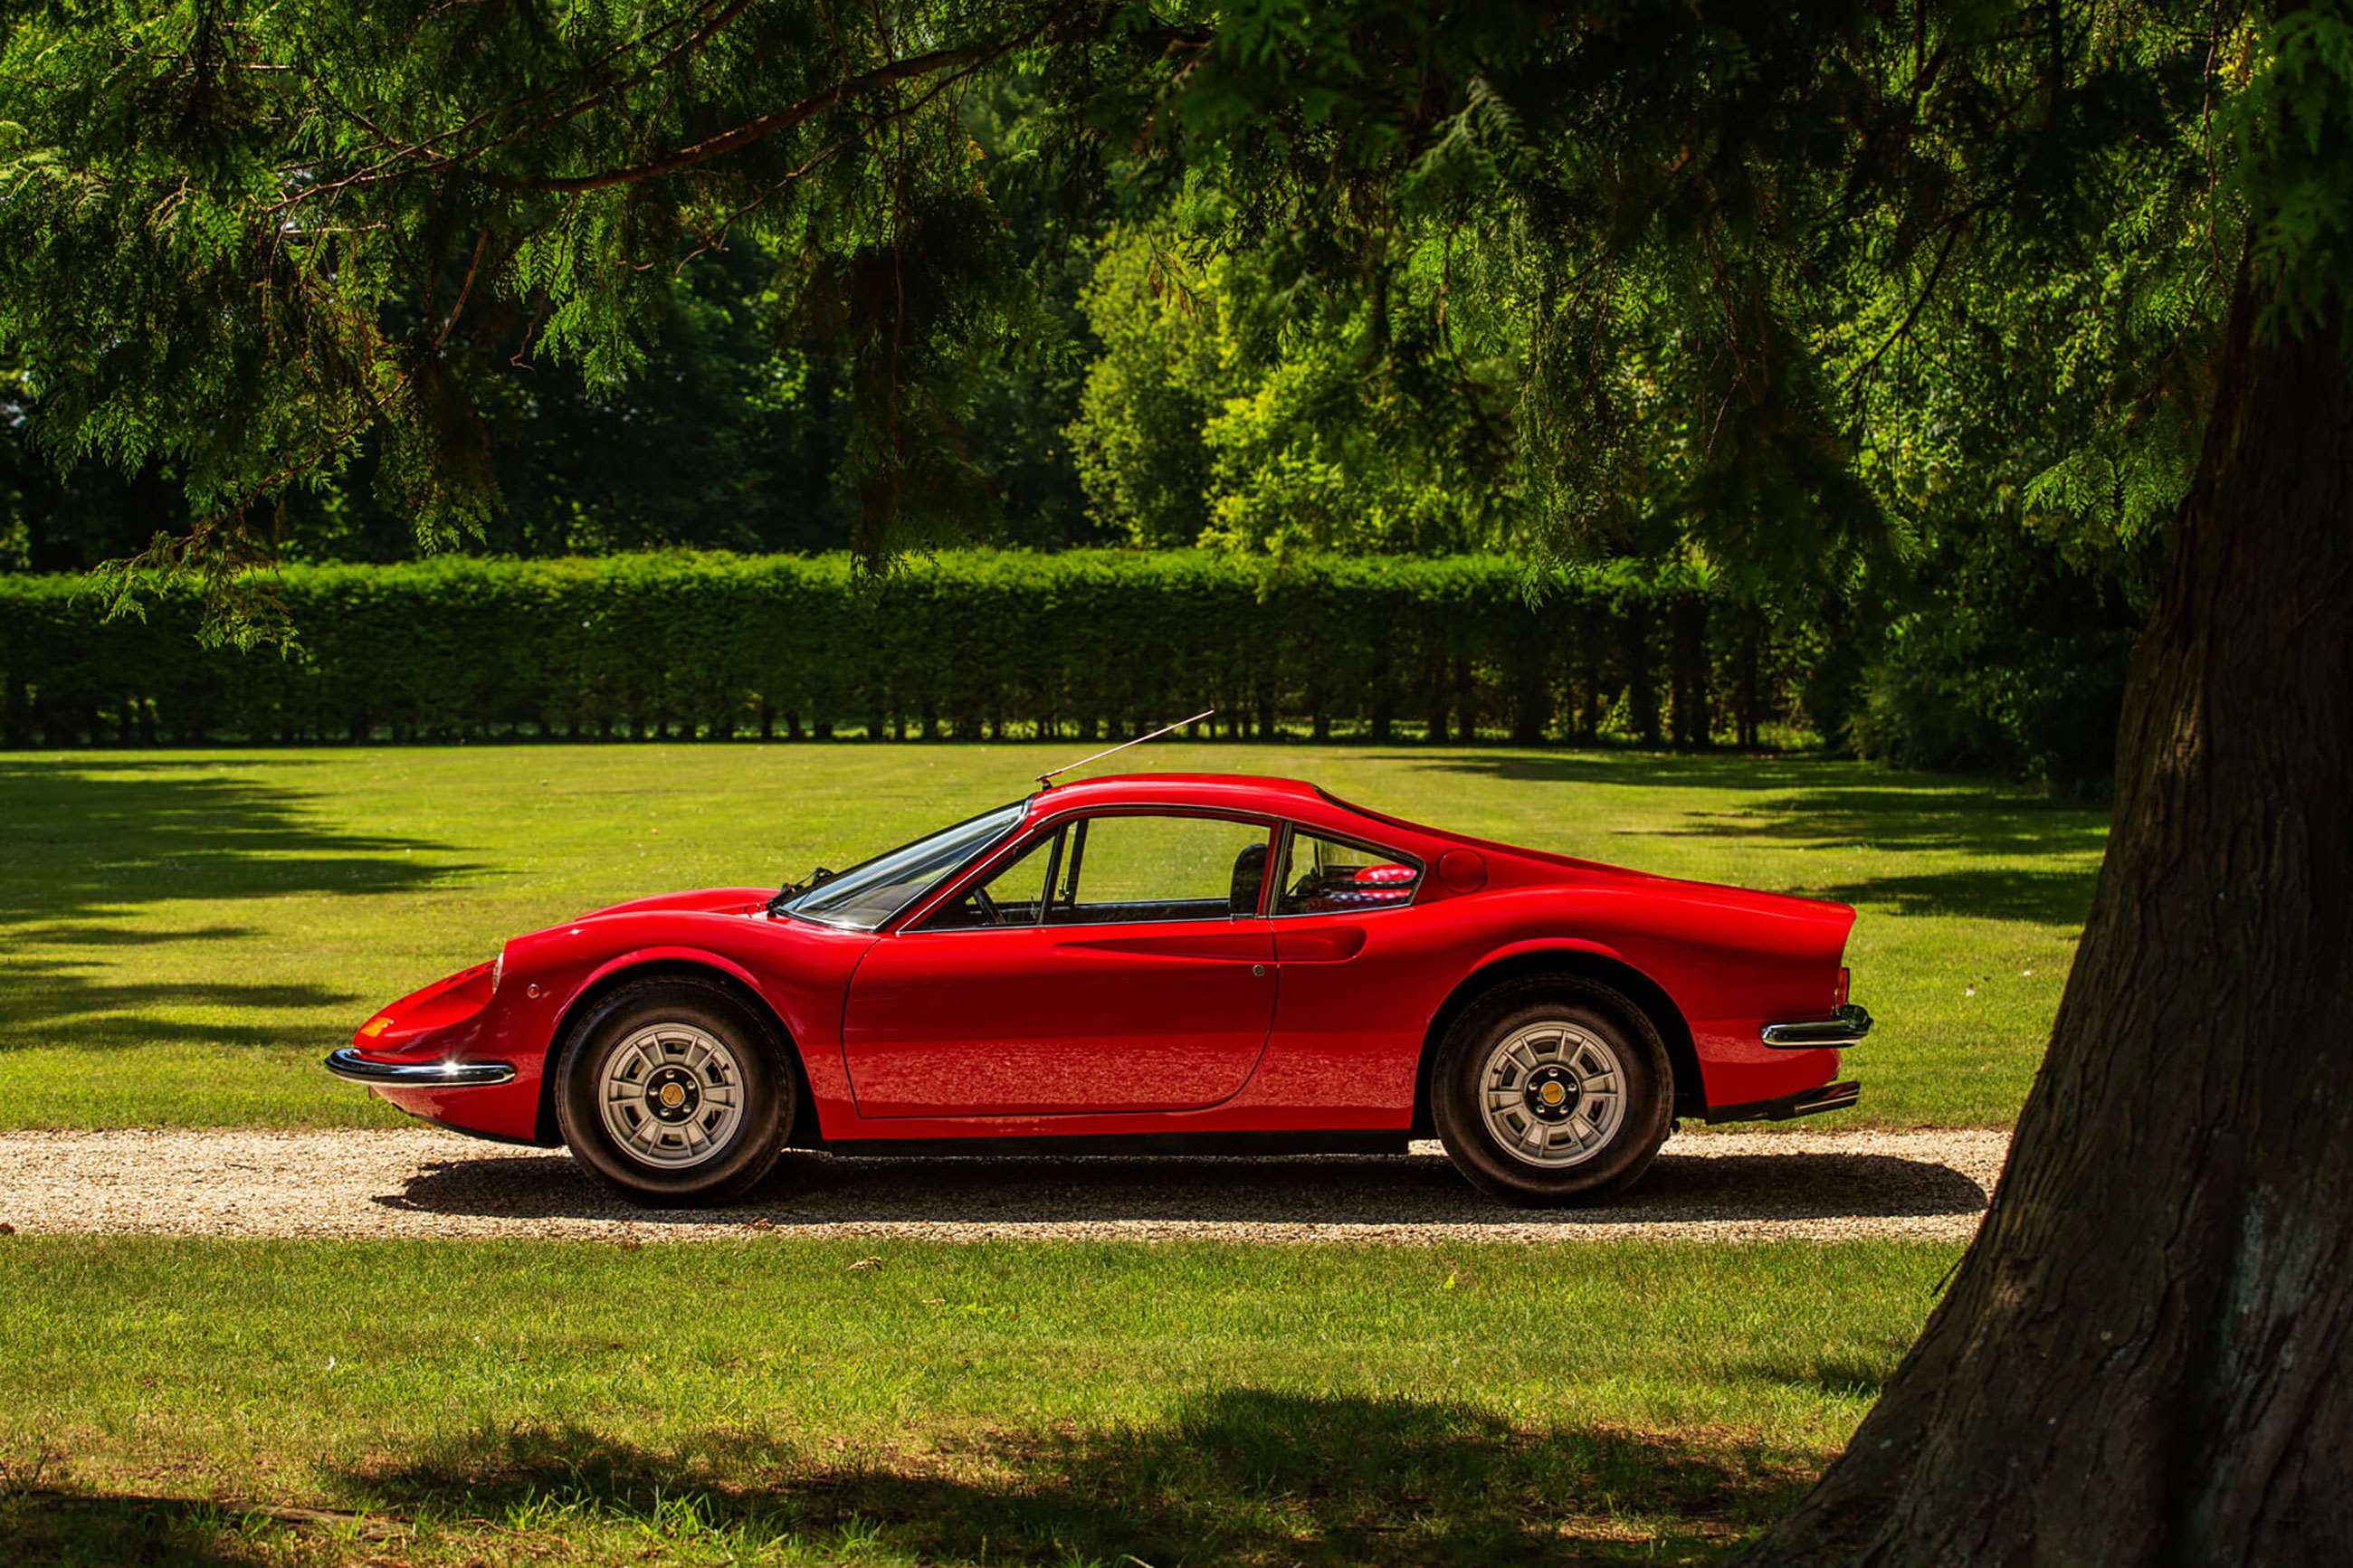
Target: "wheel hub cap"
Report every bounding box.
[1478,1021,1626,1169]
[597,1022,745,1169]
[1525,1066,1578,1120]
[647,1067,700,1122]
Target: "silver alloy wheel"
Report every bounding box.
[1477,1020,1626,1168]
[596,1022,746,1170]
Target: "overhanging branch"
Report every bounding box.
[528,4,1094,193]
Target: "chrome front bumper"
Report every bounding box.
[1760,1003,1873,1049]
[323,1048,516,1088]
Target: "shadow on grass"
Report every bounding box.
[281,1390,1807,1564]
[1748,1354,1898,1402]
[1377,753,2108,927]
[0,759,467,1055]
[0,1488,420,1567]
[383,1145,1988,1230]
[1361,750,1842,794]
[0,758,468,929]
[0,954,364,1053]
[1797,869,2097,926]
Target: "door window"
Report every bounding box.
[1047,814,1274,925]
[920,830,1061,929]
[1274,831,1422,914]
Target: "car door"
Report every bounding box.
[840,811,1281,1117]
[1262,826,1434,1110]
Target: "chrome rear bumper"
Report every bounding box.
[323,1048,516,1088]
[1760,1003,1872,1049]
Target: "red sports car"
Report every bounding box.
[328,774,1871,1205]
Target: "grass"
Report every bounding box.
[0,1233,1954,1564]
[0,743,2105,1129]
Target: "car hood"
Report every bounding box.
[574,887,778,921]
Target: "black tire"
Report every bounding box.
[553,977,794,1205]
[1430,976,1674,1206]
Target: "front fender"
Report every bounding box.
[564,944,775,1023]
[501,912,875,1136]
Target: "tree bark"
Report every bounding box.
[1623,603,1661,746]
[1671,596,1708,746]
[1737,622,1761,750]
[1749,285,2353,1561]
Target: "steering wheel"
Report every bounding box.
[969,885,1005,927]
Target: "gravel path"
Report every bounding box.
[3,1126,2005,1245]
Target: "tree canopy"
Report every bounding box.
[0,2,2262,632]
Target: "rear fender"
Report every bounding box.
[1415,939,1706,1125]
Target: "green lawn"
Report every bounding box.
[0,1234,1952,1565]
[0,744,2103,1129]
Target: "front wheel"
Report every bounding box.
[554,977,793,1204]
[1431,978,1673,1206]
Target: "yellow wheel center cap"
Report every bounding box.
[1538,1081,1567,1107]
[659,1083,686,1108]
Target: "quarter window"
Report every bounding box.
[1046,814,1275,925]
[1274,831,1422,914]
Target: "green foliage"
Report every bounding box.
[1067,233,1227,546]
[1,3,2291,633]
[0,0,1079,633]
[0,549,1790,747]
[1067,226,1507,555]
[7,0,2342,790]
[2236,4,2353,345]
[1850,615,2138,799]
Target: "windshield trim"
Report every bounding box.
[776,798,1030,932]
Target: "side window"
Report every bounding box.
[921,830,1060,929]
[1275,831,1422,915]
[1048,815,1274,925]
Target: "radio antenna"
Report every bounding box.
[1036,708,1215,788]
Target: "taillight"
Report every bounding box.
[1834,966,1851,1008]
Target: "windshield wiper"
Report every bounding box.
[765,867,835,917]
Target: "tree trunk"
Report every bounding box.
[1670,597,1706,746]
[1749,285,2353,1562]
[1623,603,1661,746]
[1737,623,1761,750]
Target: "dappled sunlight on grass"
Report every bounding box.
[2,1401,1811,1564]
[0,1235,1948,1563]
[328,1392,1810,1564]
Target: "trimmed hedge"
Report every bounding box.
[0,551,1796,746]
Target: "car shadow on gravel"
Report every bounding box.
[379,1145,1989,1229]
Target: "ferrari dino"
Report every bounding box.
[328,773,1871,1205]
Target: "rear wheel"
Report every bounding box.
[554,977,793,1204]
[1431,978,1673,1205]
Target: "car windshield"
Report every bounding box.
[778,800,1027,930]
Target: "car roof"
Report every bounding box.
[1028,773,1330,813]
[1023,772,1449,848]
